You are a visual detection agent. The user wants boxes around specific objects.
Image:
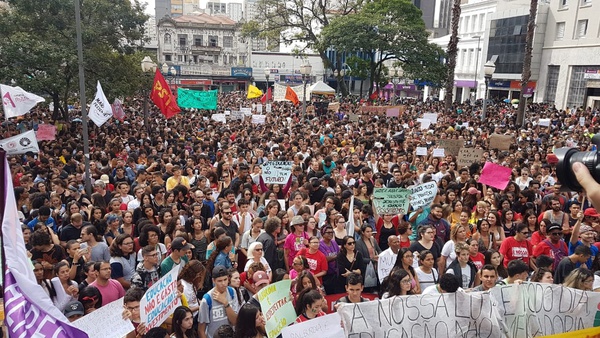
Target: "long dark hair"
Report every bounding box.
[234,304,266,338]
[381,266,412,297]
[172,306,197,338]
[393,248,415,276]
[340,235,355,255]
[206,236,232,275]
[109,234,132,257]
[294,288,323,316]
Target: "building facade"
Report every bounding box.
[414,0,453,38]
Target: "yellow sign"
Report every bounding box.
[541,326,600,338]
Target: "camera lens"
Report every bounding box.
[555,147,600,191]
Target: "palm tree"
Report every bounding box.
[444,0,461,111]
[516,0,538,126]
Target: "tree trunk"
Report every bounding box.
[444,0,461,112]
[360,79,364,98]
[517,0,538,126]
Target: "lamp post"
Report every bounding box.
[300,61,312,121]
[388,67,398,104]
[162,63,177,86]
[141,56,157,134]
[472,35,482,103]
[481,60,496,120]
[264,68,270,104]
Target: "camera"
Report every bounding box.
[554,134,600,191]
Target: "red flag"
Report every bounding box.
[150,69,181,119]
[260,87,272,104]
[285,86,299,106]
[369,90,379,101]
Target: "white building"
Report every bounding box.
[536,0,600,109]
[226,2,243,22]
[251,52,325,87]
[143,15,159,50]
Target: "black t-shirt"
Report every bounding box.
[409,240,441,263]
[31,244,66,279]
[59,224,83,243]
[216,220,239,242]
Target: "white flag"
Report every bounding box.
[0,84,45,119]
[0,130,39,155]
[88,81,112,127]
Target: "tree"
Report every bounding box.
[444,0,461,111]
[0,0,149,120]
[516,0,538,126]
[346,55,370,97]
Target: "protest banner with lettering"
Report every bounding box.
[266,103,272,113]
[437,139,463,156]
[479,162,512,190]
[408,181,438,209]
[432,148,445,157]
[281,312,344,338]
[251,115,266,124]
[538,118,551,127]
[257,280,297,338]
[580,117,586,127]
[140,266,180,332]
[72,298,134,338]
[256,103,263,113]
[240,107,252,115]
[457,148,484,168]
[36,124,56,141]
[211,114,226,123]
[372,188,410,215]
[423,113,438,123]
[229,111,244,120]
[338,291,503,338]
[542,326,600,338]
[416,147,428,156]
[377,250,398,283]
[262,161,293,184]
[489,133,513,150]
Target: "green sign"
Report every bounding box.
[372,188,410,215]
[257,280,296,337]
[177,88,218,110]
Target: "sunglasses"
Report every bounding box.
[223,211,232,215]
[346,242,355,245]
[255,248,263,251]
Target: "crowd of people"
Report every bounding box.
[5,90,600,338]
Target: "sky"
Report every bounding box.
[141,0,154,15]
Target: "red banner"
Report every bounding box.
[150,69,181,119]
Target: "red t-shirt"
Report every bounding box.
[295,311,326,324]
[297,248,328,284]
[470,252,485,270]
[499,236,532,267]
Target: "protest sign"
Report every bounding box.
[323,293,378,314]
[0,130,40,155]
[140,266,180,332]
[457,148,484,168]
[349,114,359,122]
[372,188,410,215]
[257,280,297,338]
[417,118,431,129]
[377,250,397,283]
[36,124,56,141]
[266,103,272,113]
[338,290,503,337]
[538,118,551,127]
[211,114,226,123]
[386,107,399,117]
[262,161,293,184]
[72,297,133,338]
[432,148,445,157]
[359,106,387,114]
[240,107,252,114]
[479,162,512,190]
[580,117,586,127]
[252,115,266,124]
[416,147,428,156]
[437,139,462,156]
[423,113,438,123]
[281,312,344,338]
[347,196,355,237]
[489,133,513,150]
[408,181,438,209]
[229,111,244,120]
[256,103,263,113]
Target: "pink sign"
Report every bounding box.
[112,98,125,121]
[386,107,399,117]
[36,124,56,141]
[478,162,512,190]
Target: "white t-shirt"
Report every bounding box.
[447,264,472,288]
[422,284,441,295]
[416,267,439,291]
[441,241,457,268]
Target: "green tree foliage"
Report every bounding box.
[0,0,149,120]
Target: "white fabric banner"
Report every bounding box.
[1,84,45,119]
[252,114,266,124]
[88,81,113,127]
[273,83,305,102]
[0,130,40,154]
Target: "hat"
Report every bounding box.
[374,142,383,148]
[171,237,191,251]
[547,224,562,233]
[580,225,595,234]
[99,174,110,184]
[439,161,447,166]
[252,271,270,287]
[467,187,479,195]
[291,215,306,226]
[584,208,600,218]
[63,301,84,318]
[212,266,229,279]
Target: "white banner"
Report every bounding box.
[408,181,438,209]
[281,312,344,338]
[273,83,305,102]
[251,114,266,124]
[211,113,226,123]
[0,84,45,119]
[261,161,292,184]
[0,130,39,154]
[72,297,133,338]
[88,81,112,127]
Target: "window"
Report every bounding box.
[544,66,560,104]
[581,0,591,5]
[209,35,218,47]
[194,35,203,46]
[513,25,522,35]
[560,0,568,7]
[223,36,233,48]
[164,33,171,44]
[178,34,187,46]
[165,54,172,62]
[555,22,565,40]
[577,19,588,38]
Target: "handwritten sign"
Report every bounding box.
[257,280,296,338]
[36,124,56,141]
[416,147,428,156]
[266,104,272,113]
[538,118,550,127]
[386,107,399,117]
[417,118,431,129]
[256,104,263,113]
[281,312,344,338]
[377,250,397,283]
[349,114,359,122]
[262,161,293,184]
[457,148,484,168]
[437,139,462,156]
[229,111,244,120]
[423,113,438,123]
[252,115,266,124]
[408,181,438,209]
[240,107,252,115]
[372,188,410,215]
[489,133,513,150]
[328,102,340,112]
[211,114,226,123]
[72,298,134,338]
[479,161,512,190]
[140,266,180,332]
[432,148,445,157]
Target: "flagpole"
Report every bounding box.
[75,0,92,196]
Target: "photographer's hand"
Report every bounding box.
[573,162,600,210]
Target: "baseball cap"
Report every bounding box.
[290,215,306,226]
[212,266,229,279]
[584,208,600,218]
[467,187,479,195]
[547,224,562,233]
[580,225,595,234]
[171,237,191,251]
[252,271,270,287]
[63,301,84,318]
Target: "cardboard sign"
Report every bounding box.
[538,118,550,127]
[72,298,134,338]
[140,266,180,331]
[229,111,244,120]
[580,116,586,126]
[416,147,428,156]
[457,148,484,168]
[349,114,359,122]
[257,280,297,338]
[489,133,513,151]
[240,107,252,114]
[256,103,263,113]
[261,161,293,184]
[437,139,462,156]
[423,113,438,123]
[478,161,512,190]
[386,107,399,117]
[372,188,410,215]
[377,250,397,283]
[408,181,438,209]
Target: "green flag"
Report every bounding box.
[177,88,218,110]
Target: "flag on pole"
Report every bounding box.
[369,90,379,101]
[0,84,45,119]
[88,81,113,127]
[260,87,272,104]
[150,69,181,119]
[0,130,39,155]
[247,85,263,99]
[285,86,300,105]
[0,150,88,337]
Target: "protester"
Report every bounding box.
[90,261,126,306]
[471,264,498,291]
[233,304,266,338]
[294,288,326,323]
[421,273,462,295]
[198,266,240,338]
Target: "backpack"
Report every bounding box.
[203,286,235,312]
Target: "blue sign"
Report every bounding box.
[231,67,252,77]
[489,80,511,88]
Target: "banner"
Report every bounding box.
[437,139,463,156]
[432,148,445,157]
[0,84,45,119]
[229,111,244,121]
[0,130,40,154]
[372,188,410,215]
[177,89,218,110]
[88,81,113,127]
[151,69,181,119]
[72,297,133,338]
[140,266,181,332]
[423,113,438,123]
[36,124,56,141]
[211,114,226,123]
[479,162,512,190]
[1,151,88,337]
[257,280,297,338]
[252,115,266,124]
[281,312,344,338]
[489,133,513,150]
[347,196,355,237]
[457,148,484,168]
[262,161,292,184]
[112,98,125,122]
[416,147,428,156]
[273,83,304,102]
[408,181,438,209]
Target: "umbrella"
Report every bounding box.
[503,99,510,103]
[511,99,519,104]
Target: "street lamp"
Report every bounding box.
[481,60,496,120]
[472,35,482,103]
[388,67,398,104]
[264,68,270,104]
[141,56,157,134]
[161,63,177,85]
[300,61,312,121]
